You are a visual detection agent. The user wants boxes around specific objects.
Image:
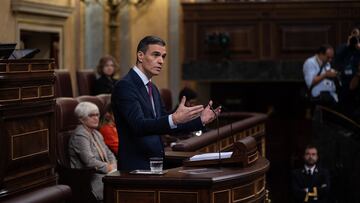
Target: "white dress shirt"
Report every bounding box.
[133,66,177,129]
[304,164,316,175]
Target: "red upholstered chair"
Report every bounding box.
[55,97,97,203]
[76,70,96,96]
[54,69,73,97]
[160,88,173,113]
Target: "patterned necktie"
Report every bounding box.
[147,81,153,100]
[147,81,156,116]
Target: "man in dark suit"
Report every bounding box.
[112,36,221,170]
[292,145,330,203]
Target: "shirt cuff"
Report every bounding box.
[168,115,177,129]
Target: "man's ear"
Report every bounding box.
[137,51,144,63]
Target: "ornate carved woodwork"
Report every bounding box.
[104,157,269,203]
[0,59,56,199]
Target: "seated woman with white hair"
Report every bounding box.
[68,101,117,201]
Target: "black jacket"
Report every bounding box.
[94,75,117,95]
[292,166,330,203]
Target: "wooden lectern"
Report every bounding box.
[104,157,269,203]
[104,136,269,203]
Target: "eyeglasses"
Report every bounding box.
[88,113,99,117]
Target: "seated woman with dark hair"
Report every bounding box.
[68,101,117,201]
[94,55,119,95]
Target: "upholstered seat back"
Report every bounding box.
[54,69,73,97]
[76,95,106,116]
[1,185,72,203]
[97,94,111,112]
[56,98,79,168]
[160,88,172,112]
[76,70,96,96]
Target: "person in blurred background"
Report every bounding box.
[334,28,360,121]
[94,55,119,95]
[303,44,339,108]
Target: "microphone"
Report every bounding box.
[209,103,237,168]
[208,103,221,167]
[219,105,235,145]
[210,104,235,144]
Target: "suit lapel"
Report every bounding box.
[129,69,155,118]
[312,166,320,183]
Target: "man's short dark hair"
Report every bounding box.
[178,87,197,102]
[136,36,166,63]
[316,44,333,55]
[304,144,318,153]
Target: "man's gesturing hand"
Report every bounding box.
[172,96,204,125]
[201,100,221,125]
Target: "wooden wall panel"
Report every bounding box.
[40,85,54,98]
[21,86,39,100]
[280,25,332,51]
[1,102,56,193]
[275,23,337,58]
[117,191,155,203]
[196,23,259,60]
[184,23,197,60]
[213,190,230,203]
[261,22,272,59]
[0,59,56,199]
[182,1,360,62]
[159,191,198,203]
[11,129,49,160]
[0,88,20,102]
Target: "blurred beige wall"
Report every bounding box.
[0,0,83,96]
[0,0,16,43]
[0,0,174,93]
[25,0,72,6]
[129,0,169,89]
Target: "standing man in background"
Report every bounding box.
[112,36,221,170]
[334,28,360,120]
[303,45,339,108]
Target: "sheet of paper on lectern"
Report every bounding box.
[189,152,233,161]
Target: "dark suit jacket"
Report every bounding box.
[94,75,117,95]
[291,166,330,203]
[111,69,203,170]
